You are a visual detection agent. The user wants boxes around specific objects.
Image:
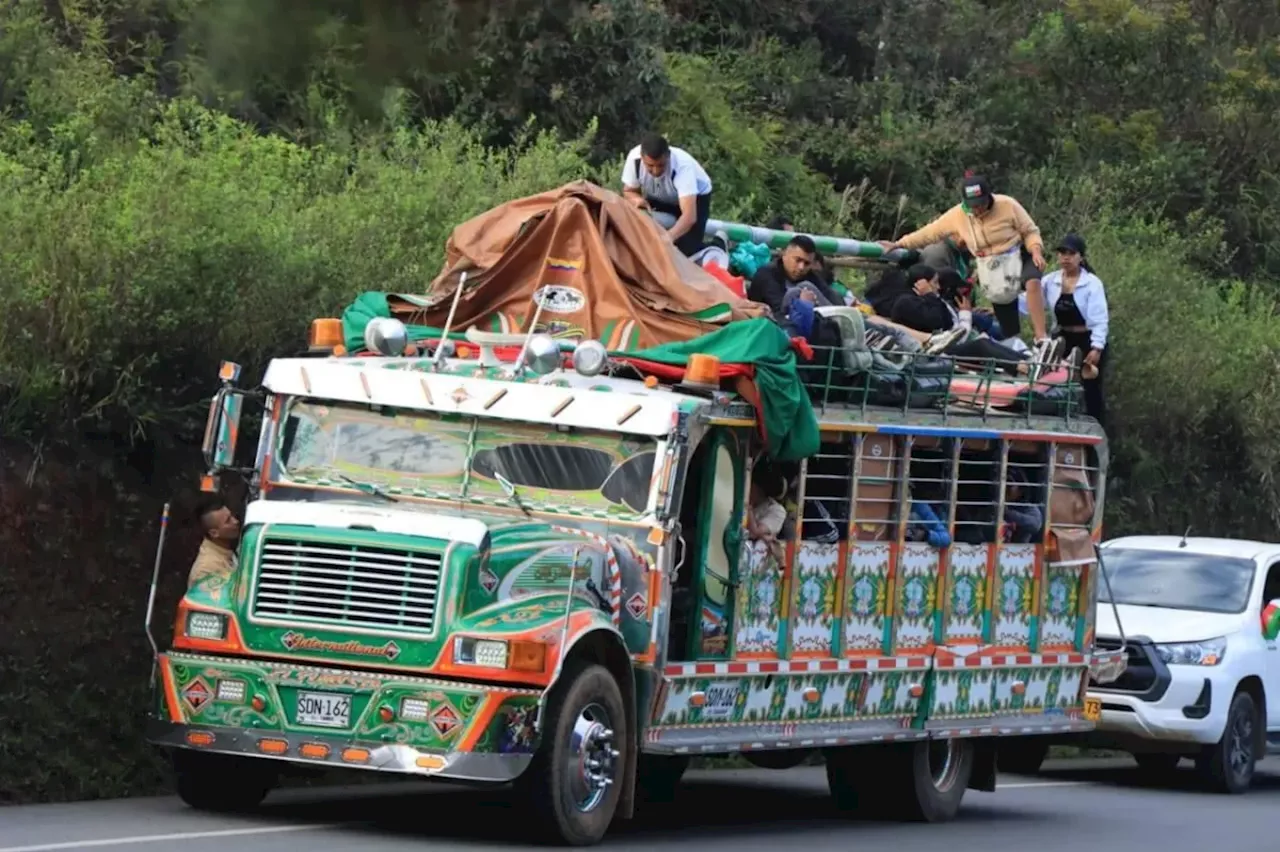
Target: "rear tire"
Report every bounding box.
[172,750,275,812]
[999,740,1049,775]
[1195,690,1258,794]
[827,739,973,822]
[520,663,627,845]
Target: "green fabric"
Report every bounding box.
[628,318,820,461]
[341,292,468,351]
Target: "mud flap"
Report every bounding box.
[967,739,998,792]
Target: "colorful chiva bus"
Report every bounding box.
[152,327,1121,847]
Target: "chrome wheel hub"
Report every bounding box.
[929,739,961,792]
[567,702,618,812]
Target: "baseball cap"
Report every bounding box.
[961,174,993,209]
[1056,233,1087,255]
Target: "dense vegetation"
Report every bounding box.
[1,0,1278,803]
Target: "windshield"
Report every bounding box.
[274,400,658,517]
[1098,548,1256,614]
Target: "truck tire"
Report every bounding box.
[634,754,689,804]
[1195,690,1258,794]
[827,739,973,822]
[999,740,1049,775]
[521,662,627,846]
[172,750,275,812]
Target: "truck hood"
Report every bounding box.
[1096,603,1246,644]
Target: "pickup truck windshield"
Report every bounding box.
[1098,548,1255,614]
[274,400,658,517]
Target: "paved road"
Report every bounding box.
[3,757,1277,851]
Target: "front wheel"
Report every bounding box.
[1195,690,1258,794]
[521,663,628,846]
[172,750,276,812]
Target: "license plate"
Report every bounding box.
[1083,697,1101,722]
[296,691,351,728]
[700,682,740,722]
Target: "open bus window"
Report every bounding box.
[905,436,955,547]
[799,436,853,542]
[1003,442,1049,544]
[852,434,902,542]
[954,439,1000,544]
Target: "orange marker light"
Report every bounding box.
[415,755,446,770]
[186,731,215,747]
[309,318,343,350]
[342,748,371,763]
[684,353,721,387]
[300,743,330,760]
[257,738,288,755]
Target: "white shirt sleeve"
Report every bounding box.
[754,499,787,538]
[620,146,641,190]
[671,151,700,198]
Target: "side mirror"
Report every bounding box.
[1262,599,1280,642]
[200,361,247,489]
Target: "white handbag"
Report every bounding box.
[966,215,1023,305]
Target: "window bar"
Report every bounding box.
[885,434,914,655]
[982,440,1009,645]
[936,438,962,645]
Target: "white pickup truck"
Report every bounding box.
[1007,535,1280,793]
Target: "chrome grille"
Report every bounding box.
[251,537,443,635]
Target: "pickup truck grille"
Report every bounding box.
[251,536,443,636]
[1091,636,1158,694]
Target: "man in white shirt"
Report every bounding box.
[620,133,714,258]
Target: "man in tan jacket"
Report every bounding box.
[881,174,1049,353]
[187,494,241,589]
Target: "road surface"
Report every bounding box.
[2,757,1276,851]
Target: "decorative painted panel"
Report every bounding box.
[789,542,840,658]
[930,664,1086,721]
[990,544,1036,649]
[843,543,890,655]
[653,670,923,727]
[733,541,783,658]
[1038,562,1084,651]
[893,543,939,654]
[943,544,988,646]
[929,669,997,719]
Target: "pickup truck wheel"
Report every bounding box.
[173,750,275,812]
[1195,690,1257,794]
[520,663,627,846]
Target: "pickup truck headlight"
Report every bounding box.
[1154,637,1226,666]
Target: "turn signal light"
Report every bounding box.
[415,755,446,770]
[509,640,547,673]
[309,318,343,351]
[185,731,215,747]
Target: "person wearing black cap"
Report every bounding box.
[1021,233,1110,426]
[879,173,1051,357]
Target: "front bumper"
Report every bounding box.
[1088,673,1224,747]
[150,651,542,783]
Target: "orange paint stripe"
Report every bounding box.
[159,656,184,722]
[457,692,509,752]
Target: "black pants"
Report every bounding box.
[1062,332,1107,427]
[945,337,1024,377]
[650,192,712,257]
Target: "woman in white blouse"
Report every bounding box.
[1020,233,1110,426]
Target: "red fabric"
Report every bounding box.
[703,261,746,298]
[789,337,814,361]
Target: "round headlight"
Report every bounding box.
[523,334,561,375]
[364,317,409,357]
[572,339,608,377]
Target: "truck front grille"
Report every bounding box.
[251,536,443,636]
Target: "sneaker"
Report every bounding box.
[709,228,731,253]
[925,325,967,355]
[1028,337,1064,381]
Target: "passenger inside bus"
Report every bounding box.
[1002,466,1044,543]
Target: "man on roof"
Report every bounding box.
[621,133,715,258]
[879,173,1050,358]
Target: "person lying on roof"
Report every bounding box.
[891,265,1050,376]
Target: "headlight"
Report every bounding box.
[1154,637,1226,666]
[186,611,227,641]
[454,637,509,668]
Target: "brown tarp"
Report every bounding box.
[385,181,767,351]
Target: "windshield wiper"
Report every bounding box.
[334,473,399,503]
[494,472,532,517]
